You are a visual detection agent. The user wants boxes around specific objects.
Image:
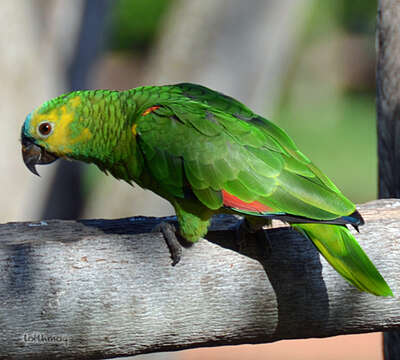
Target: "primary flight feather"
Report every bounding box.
[21,83,392,296]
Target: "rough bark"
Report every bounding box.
[0,199,399,360]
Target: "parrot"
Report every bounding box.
[20,83,392,296]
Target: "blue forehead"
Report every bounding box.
[23,112,32,135]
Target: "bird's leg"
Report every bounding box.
[254,223,273,262]
[234,218,252,252]
[234,217,272,261]
[152,222,182,266]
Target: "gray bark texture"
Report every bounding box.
[1,199,399,360]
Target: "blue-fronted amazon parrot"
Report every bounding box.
[21,83,392,296]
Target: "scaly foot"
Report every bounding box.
[152,222,182,266]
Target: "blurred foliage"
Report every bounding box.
[335,0,377,34]
[109,0,172,51]
[276,0,378,203]
[307,0,377,36]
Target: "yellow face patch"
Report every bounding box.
[31,104,92,155]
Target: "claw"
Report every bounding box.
[152,222,182,266]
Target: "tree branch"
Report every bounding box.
[1,199,400,360]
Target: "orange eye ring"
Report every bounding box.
[37,121,53,137]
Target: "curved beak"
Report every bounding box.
[21,133,58,176]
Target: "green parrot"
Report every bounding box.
[21,83,392,296]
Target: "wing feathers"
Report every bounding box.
[277,170,355,215]
[136,86,354,220]
[221,190,272,212]
[237,170,276,196]
[192,188,222,209]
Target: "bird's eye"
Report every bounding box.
[37,122,53,137]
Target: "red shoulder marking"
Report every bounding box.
[142,105,161,116]
[221,190,272,213]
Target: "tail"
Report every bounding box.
[293,223,393,296]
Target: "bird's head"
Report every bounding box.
[21,92,92,176]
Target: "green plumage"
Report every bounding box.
[22,83,392,296]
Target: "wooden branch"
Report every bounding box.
[1,199,400,360]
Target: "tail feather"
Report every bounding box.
[293,223,393,297]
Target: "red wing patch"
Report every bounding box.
[142,105,161,116]
[221,190,272,213]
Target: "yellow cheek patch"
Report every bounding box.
[45,106,74,151]
[33,105,92,155]
[35,108,59,123]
